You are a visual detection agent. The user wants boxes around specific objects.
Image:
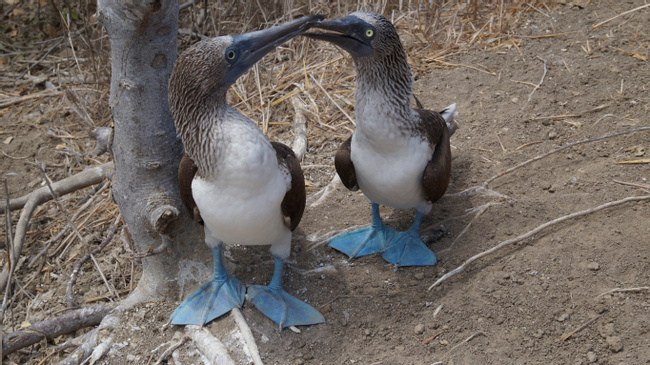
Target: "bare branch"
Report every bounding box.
[428,195,650,290]
[2,304,113,356]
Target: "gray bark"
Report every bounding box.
[97,0,206,304]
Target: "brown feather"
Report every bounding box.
[416,108,452,204]
[270,142,306,231]
[178,154,203,225]
[334,136,359,191]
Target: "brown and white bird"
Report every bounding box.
[168,15,325,328]
[305,11,458,266]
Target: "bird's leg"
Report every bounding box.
[248,256,325,328]
[381,211,437,267]
[169,242,245,325]
[328,202,395,258]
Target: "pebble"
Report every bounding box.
[548,131,558,139]
[587,351,598,363]
[414,323,425,335]
[606,336,623,353]
[414,272,425,280]
[587,262,600,271]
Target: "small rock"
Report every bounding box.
[587,262,600,271]
[395,345,405,351]
[587,351,597,363]
[548,131,558,139]
[439,339,449,345]
[414,323,425,335]
[414,272,425,280]
[364,329,371,336]
[606,336,623,353]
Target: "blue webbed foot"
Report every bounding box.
[381,212,437,267]
[248,257,325,328]
[170,244,245,325]
[328,203,394,258]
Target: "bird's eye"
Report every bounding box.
[365,29,374,38]
[226,50,236,60]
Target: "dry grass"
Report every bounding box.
[0,0,555,353]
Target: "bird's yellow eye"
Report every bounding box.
[365,29,374,38]
[226,50,236,60]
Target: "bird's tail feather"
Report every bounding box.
[440,103,459,137]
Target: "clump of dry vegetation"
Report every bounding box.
[1,0,554,363]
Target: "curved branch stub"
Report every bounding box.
[148,204,180,234]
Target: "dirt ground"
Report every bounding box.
[2,0,650,364]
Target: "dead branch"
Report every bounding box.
[531,104,609,121]
[66,214,121,308]
[442,332,485,359]
[560,314,603,342]
[595,286,649,299]
[231,308,263,365]
[290,95,308,161]
[591,3,650,29]
[453,126,650,198]
[527,56,547,102]
[1,162,114,213]
[0,162,114,290]
[2,304,113,356]
[153,334,189,365]
[428,195,650,291]
[185,325,236,365]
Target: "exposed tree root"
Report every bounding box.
[2,304,113,356]
[0,162,114,290]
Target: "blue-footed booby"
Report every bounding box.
[305,12,458,267]
[168,15,325,328]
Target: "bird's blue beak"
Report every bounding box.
[222,15,324,84]
[302,15,375,58]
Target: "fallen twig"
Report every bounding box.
[290,95,308,161]
[444,332,485,357]
[595,286,649,299]
[531,104,609,121]
[154,334,189,365]
[185,325,236,365]
[527,56,547,102]
[428,195,650,290]
[2,304,112,356]
[613,180,650,192]
[1,162,114,213]
[591,3,650,29]
[231,308,264,365]
[560,314,603,342]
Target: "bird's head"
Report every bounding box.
[169,15,323,104]
[302,11,401,59]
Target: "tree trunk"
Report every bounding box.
[97,0,206,305]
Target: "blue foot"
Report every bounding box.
[329,203,394,258]
[381,212,437,267]
[170,244,245,325]
[248,257,325,328]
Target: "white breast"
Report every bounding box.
[192,118,292,257]
[351,115,434,214]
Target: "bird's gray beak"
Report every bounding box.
[302,16,375,58]
[222,15,324,84]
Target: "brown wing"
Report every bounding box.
[178,154,203,225]
[271,142,306,231]
[334,136,359,191]
[417,108,452,204]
